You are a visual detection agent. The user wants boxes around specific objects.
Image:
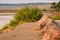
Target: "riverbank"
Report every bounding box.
[0,13,15,16]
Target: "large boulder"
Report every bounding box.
[36,15,60,40]
[36,15,51,29]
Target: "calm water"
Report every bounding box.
[0,13,14,29]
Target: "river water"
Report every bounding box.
[0,13,14,29]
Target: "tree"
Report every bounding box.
[51,1,60,12]
[56,1,60,11]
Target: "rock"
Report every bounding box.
[37,15,60,40]
[36,15,51,30]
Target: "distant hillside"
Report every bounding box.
[0,3,51,9]
[0,3,51,13]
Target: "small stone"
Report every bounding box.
[0,31,2,33]
[13,35,16,37]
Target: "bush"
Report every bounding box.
[9,20,18,27]
[42,9,47,11]
[1,24,8,31]
[51,16,60,20]
[14,7,43,22]
[9,7,43,27]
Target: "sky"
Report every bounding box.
[0,0,59,4]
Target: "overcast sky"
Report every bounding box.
[0,0,59,4]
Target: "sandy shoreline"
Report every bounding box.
[0,13,15,16]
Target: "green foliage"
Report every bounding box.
[14,7,43,22]
[51,16,60,20]
[1,24,8,31]
[9,7,43,27]
[51,1,60,12]
[42,9,47,11]
[9,20,18,27]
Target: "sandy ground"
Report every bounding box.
[0,20,60,40]
[0,22,41,40]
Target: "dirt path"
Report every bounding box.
[0,22,41,40]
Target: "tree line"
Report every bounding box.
[51,1,60,12]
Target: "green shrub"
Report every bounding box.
[51,16,60,20]
[42,9,47,11]
[9,20,18,27]
[1,24,8,31]
[8,7,43,28]
[14,7,43,22]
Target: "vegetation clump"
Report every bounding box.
[51,1,60,12]
[9,7,43,27]
[51,16,60,20]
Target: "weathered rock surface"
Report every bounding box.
[36,15,60,40]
